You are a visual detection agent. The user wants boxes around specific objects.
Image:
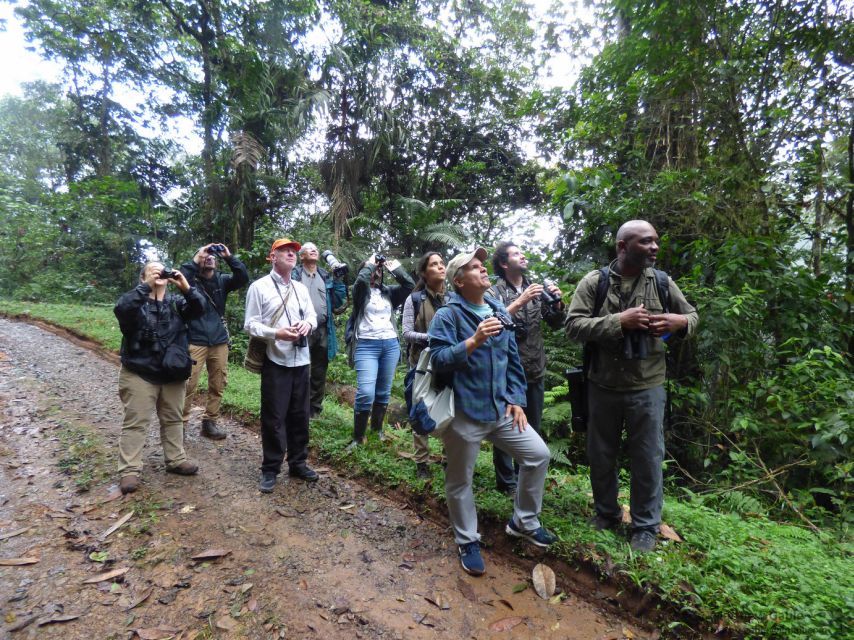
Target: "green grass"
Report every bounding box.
[3,299,852,639]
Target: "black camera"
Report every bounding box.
[321,250,349,278]
[375,254,386,264]
[159,268,180,280]
[208,244,226,255]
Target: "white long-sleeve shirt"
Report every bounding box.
[244,270,317,367]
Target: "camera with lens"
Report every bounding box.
[321,250,349,278]
[159,268,180,280]
[374,254,387,264]
[208,243,226,255]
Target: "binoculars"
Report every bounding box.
[159,268,180,280]
[208,244,226,255]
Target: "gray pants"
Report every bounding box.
[587,383,665,532]
[442,413,550,545]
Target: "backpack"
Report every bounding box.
[406,347,454,437]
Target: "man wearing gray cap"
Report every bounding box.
[428,248,557,576]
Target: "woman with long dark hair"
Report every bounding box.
[347,254,415,448]
[402,252,446,478]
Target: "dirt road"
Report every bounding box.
[0,318,652,639]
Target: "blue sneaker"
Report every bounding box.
[505,519,558,548]
[458,542,485,576]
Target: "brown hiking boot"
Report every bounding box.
[166,461,199,476]
[201,419,226,440]
[119,475,139,495]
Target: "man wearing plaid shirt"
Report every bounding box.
[428,248,557,577]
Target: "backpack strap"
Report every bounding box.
[582,268,611,376]
[653,268,670,313]
[411,289,427,324]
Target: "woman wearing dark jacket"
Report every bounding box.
[347,254,415,447]
[113,261,205,494]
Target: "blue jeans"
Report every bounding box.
[354,338,400,412]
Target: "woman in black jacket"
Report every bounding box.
[347,255,414,448]
[113,261,205,494]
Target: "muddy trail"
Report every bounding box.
[0,318,654,640]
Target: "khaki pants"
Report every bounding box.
[413,432,430,464]
[118,367,188,477]
[182,343,229,424]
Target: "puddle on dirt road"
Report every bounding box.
[0,318,654,639]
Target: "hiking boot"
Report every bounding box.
[166,461,199,476]
[370,403,387,441]
[458,542,485,576]
[119,475,139,495]
[201,419,226,440]
[589,514,622,531]
[416,462,430,480]
[259,472,277,493]
[288,464,319,482]
[630,529,657,553]
[505,519,558,548]
[496,484,516,497]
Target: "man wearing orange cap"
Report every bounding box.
[244,238,318,493]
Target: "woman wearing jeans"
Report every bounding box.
[347,254,414,448]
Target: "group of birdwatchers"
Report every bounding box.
[113,219,698,576]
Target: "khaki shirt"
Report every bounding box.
[565,267,698,391]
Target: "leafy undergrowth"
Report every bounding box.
[3,300,852,639]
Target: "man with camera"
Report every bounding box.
[114,261,205,494]
[429,248,556,576]
[244,238,318,493]
[489,241,565,494]
[179,243,249,439]
[292,242,347,418]
[565,220,698,552]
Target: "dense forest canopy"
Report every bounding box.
[0,0,851,527]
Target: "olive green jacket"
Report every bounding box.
[565,267,698,391]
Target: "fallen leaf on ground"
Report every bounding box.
[456,578,477,603]
[660,524,682,542]
[99,487,123,504]
[191,549,231,560]
[338,504,356,511]
[621,504,632,525]
[0,557,39,565]
[47,511,73,519]
[275,508,297,518]
[496,599,514,610]
[100,512,133,540]
[0,526,30,540]
[82,567,129,583]
[37,613,81,626]
[511,582,528,593]
[215,617,237,631]
[532,563,556,600]
[549,594,563,605]
[125,587,153,610]
[424,593,450,610]
[179,505,195,514]
[134,627,180,639]
[489,616,524,632]
[397,451,416,460]
[622,627,635,639]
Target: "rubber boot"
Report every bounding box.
[346,411,370,451]
[370,403,388,441]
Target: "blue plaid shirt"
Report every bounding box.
[428,292,527,423]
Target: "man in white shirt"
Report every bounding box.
[244,238,318,492]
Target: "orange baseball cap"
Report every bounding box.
[269,238,301,254]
